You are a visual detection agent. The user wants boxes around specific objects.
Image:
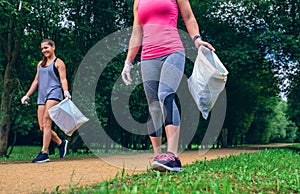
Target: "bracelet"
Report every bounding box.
[193,35,202,42]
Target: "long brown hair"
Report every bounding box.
[40,39,55,67]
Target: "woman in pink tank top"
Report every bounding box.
[121,0,215,172]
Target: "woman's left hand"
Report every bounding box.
[64,91,72,99]
[195,39,215,52]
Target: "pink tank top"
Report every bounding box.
[138,0,184,60]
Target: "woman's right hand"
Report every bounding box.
[195,39,215,52]
[21,96,29,104]
[121,61,133,85]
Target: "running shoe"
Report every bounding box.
[32,152,50,163]
[58,140,68,158]
[151,152,182,172]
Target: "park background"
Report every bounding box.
[0,0,299,157]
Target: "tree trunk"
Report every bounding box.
[0,29,21,156]
[0,63,14,156]
[221,128,228,148]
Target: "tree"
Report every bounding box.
[190,0,300,146]
[2,0,298,155]
[287,71,300,142]
[0,0,28,156]
[269,100,297,142]
[0,0,90,155]
[246,97,281,144]
[199,0,281,146]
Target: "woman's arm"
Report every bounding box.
[56,58,69,93]
[25,62,40,97]
[125,0,143,62]
[177,0,215,51]
[21,62,40,104]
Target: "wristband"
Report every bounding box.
[193,35,202,42]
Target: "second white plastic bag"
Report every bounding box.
[49,98,89,136]
[187,46,228,119]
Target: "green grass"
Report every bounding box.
[0,146,96,163]
[288,143,300,151]
[0,146,41,162]
[63,148,299,194]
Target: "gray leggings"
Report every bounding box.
[141,51,185,137]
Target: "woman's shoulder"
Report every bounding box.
[54,57,64,64]
[54,57,66,68]
[37,60,42,67]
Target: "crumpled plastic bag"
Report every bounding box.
[187,46,228,119]
[49,98,89,136]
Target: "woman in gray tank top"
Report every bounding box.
[21,39,71,163]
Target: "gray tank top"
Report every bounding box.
[37,58,63,105]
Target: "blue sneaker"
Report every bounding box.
[151,152,182,172]
[32,152,50,163]
[58,140,68,158]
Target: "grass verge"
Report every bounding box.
[57,148,299,194]
[0,146,96,163]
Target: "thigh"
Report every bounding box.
[141,59,163,104]
[159,52,185,94]
[44,100,60,117]
[42,100,60,128]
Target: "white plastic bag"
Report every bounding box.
[49,98,89,136]
[187,46,228,119]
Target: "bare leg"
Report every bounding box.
[165,125,180,156]
[37,100,62,153]
[38,107,62,147]
[149,136,162,157]
[50,131,62,145]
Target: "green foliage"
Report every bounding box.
[247,98,297,144]
[269,100,298,142]
[195,0,299,146]
[1,0,135,151]
[0,145,40,161]
[287,68,300,142]
[246,97,279,144]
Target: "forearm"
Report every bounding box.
[178,0,201,39]
[126,26,142,62]
[60,78,69,92]
[185,18,201,39]
[26,80,38,97]
[178,0,215,51]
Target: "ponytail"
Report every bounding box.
[41,57,47,67]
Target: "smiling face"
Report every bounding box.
[41,42,55,58]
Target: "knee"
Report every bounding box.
[159,92,175,107]
[43,113,51,121]
[39,127,44,132]
[148,101,161,113]
[158,92,165,103]
[160,93,176,125]
[42,115,52,128]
